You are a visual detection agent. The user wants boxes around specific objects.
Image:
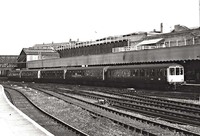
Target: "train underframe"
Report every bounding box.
[10,77,180,91]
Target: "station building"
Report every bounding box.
[49,25,200,59]
[17,48,60,68]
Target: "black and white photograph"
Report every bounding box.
[0,0,200,135]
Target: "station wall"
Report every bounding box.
[27,44,200,69]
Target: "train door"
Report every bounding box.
[63,69,67,80]
[38,70,41,79]
[103,66,109,81]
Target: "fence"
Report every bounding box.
[112,37,200,53]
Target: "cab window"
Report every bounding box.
[176,68,180,75]
[180,68,183,75]
[170,68,175,75]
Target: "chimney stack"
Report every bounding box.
[160,23,163,33]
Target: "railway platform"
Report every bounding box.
[0,84,53,136]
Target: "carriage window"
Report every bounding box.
[150,69,155,76]
[170,68,175,75]
[131,70,136,77]
[135,69,139,76]
[161,69,165,76]
[107,71,111,77]
[145,69,150,77]
[156,69,160,76]
[164,69,167,76]
[140,69,145,77]
[158,69,163,76]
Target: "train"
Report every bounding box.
[7,63,184,90]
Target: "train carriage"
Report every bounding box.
[40,68,66,83]
[105,63,184,89]
[65,66,105,85]
[21,69,40,82]
[7,70,21,81]
[7,63,184,90]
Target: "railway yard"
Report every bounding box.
[1,78,200,136]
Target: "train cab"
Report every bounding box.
[167,65,184,84]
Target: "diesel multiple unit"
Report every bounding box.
[8,63,184,90]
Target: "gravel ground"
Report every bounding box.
[18,87,140,136]
[5,82,200,136]
[66,93,200,135]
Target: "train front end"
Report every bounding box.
[167,65,184,89]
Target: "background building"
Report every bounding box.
[0,55,18,76]
[17,48,60,68]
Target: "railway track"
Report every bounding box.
[59,88,200,126]
[4,86,89,136]
[98,89,200,112]
[25,84,200,136]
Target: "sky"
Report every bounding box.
[0,0,199,55]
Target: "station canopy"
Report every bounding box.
[136,38,164,46]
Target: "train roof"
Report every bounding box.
[66,66,105,70]
[39,68,67,71]
[107,63,183,70]
[9,70,21,73]
[20,63,183,72]
[21,69,40,72]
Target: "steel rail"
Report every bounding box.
[31,86,200,136]
[4,86,89,136]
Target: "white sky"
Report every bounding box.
[0,0,199,55]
